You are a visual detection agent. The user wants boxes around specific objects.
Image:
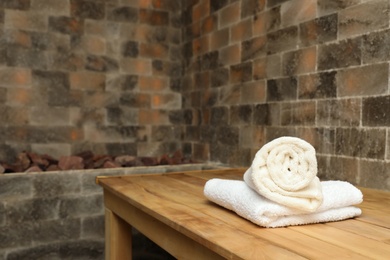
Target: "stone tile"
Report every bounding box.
[317,99,361,127]
[5,240,104,260]
[299,14,337,47]
[387,130,390,160]
[336,63,389,97]
[138,109,169,125]
[185,125,200,141]
[210,143,230,163]
[0,67,31,87]
[317,155,358,183]
[5,46,48,69]
[297,127,335,154]
[217,126,239,146]
[0,222,34,249]
[282,46,316,76]
[32,144,72,160]
[29,107,70,126]
[231,18,253,42]
[33,172,81,197]
[119,93,151,108]
[210,67,229,88]
[210,28,229,51]
[31,0,70,16]
[219,84,241,105]
[70,0,105,20]
[120,58,152,75]
[32,218,81,244]
[140,42,169,59]
[69,71,105,91]
[362,95,390,126]
[318,38,361,70]
[201,89,218,107]
[88,125,146,142]
[298,71,337,99]
[317,0,360,16]
[106,74,138,92]
[201,51,219,71]
[281,0,316,27]
[60,194,103,218]
[0,88,6,103]
[121,40,138,57]
[210,0,229,13]
[0,175,32,199]
[49,16,83,35]
[5,9,48,31]
[31,32,70,52]
[267,26,298,54]
[2,29,32,48]
[153,60,182,77]
[241,35,267,61]
[339,0,389,39]
[210,106,229,125]
[202,14,217,34]
[267,76,297,101]
[6,197,59,224]
[240,125,266,149]
[230,62,252,83]
[240,80,266,104]
[230,105,253,125]
[0,106,28,125]
[265,126,297,141]
[265,54,282,78]
[151,93,181,109]
[106,142,137,156]
[107,6,138,23]
[241,0,266,18]
[219,44,241,66]
[0,0,30,10]
[192,143,209,161]
[253,103,281,126]
[359,160,390,191]
[49,51,85,71]
[281,101,316,126]
[139,9,169,26]
[228,147,252,166]
[219,1,240,28]
[336,128,386,159]
[82,215,105,238]
[267,0,290,8]
[253,6,280,36]
[362,29,390,63]
[85,55,119,72]
[194,71,210,89]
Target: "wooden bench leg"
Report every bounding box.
[105,208,132,260]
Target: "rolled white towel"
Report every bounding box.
[204,179,362,228]
[244,136,323,212]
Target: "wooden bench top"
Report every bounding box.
[97,168,390,259]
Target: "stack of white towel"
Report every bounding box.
[204,136,363,228]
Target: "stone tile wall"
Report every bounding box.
[179,0,390,191]
[0,163,219,259]
[0,0,389,191]
[0,0,182,162]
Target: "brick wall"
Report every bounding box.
[0,0,182,162]
[179,0,390,191]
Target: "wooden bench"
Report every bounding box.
[96,168,390,259]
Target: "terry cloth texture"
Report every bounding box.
[204,179,362,228]
[244,136,323,212]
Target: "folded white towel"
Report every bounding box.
[244,136,323,212]
[204,179,362,228]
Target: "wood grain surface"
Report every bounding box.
[97,168,390,259]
